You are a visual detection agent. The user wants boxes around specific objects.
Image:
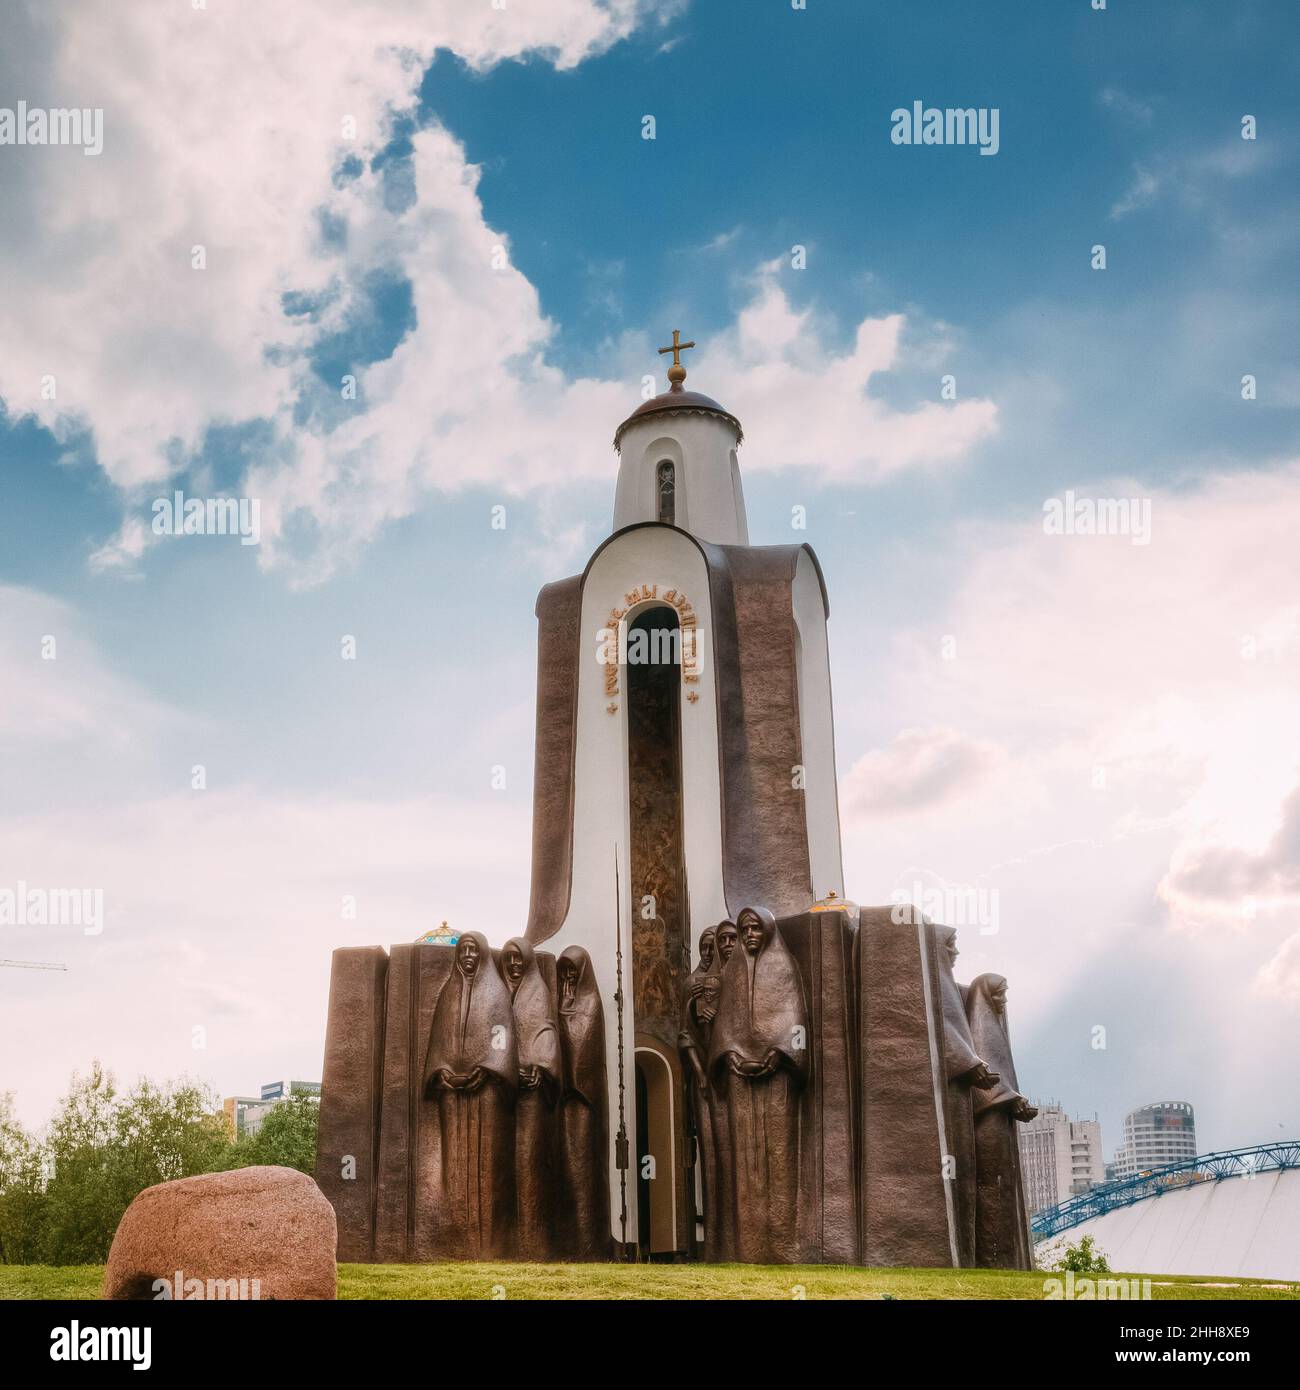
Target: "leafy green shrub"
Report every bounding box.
[1051,1234,1111,1274]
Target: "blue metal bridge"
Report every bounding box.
[1031,1140,1300,1240]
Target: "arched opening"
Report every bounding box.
[625,604,689,1256]
[656,460,676,525]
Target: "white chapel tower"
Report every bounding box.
[522,332,845,1254]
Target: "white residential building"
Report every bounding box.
[1018,1102,1106,1214]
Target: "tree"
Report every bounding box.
[0,1093,47,1264]
[37,1063,230,1264]
[219,1093,318,1175]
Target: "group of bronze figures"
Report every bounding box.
[678,908,808,1262]
[422,933,609,1260]
[678,909,1037,1268]
[317,903,1038,1267]
[932,926,1039,1267]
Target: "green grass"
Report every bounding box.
[0,1266,110,1300]
[2,1263,1296,1301]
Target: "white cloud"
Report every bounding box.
[1098,87,1154,127]
[250,233,996,581]
[0,0,674,493]
[842,726,1002,821]
[697,225,742,252]
[1110,137,1271,221]
[701,263,998,483]
[1159,781,1300,926]
[838,461,1300,1014]
[1,5,996,587]
[87,517,148,575]
[1110,165,1162,219]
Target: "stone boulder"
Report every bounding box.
[103,1165,337,1300]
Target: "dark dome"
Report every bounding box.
[613,385,743,451]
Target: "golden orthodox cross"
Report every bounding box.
[657,329,695,385]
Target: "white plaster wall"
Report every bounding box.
[793,549,845,901]
[545,525,729,1246]
[613,413,747,544]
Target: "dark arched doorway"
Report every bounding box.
[635,1041,683,1258]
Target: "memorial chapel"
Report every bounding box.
[316,335,1037,1269]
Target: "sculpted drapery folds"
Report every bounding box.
[965,972,1038,1270]
[422,932,518,1259]
[502,936,561,1261]
[556,944,610,1259]
[930,924,1000,1267]
[708,906,809,1263]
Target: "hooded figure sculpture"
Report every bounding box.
[678,925,726,1258]
[501,936,561,1260]
[708,906,809,1263]
[930,924,1000,1267]
[556,944,610,1259]
[422,932,518,1258]
[964,972,1037,1270]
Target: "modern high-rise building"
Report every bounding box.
[1017,1102,1106,1214]
[1113,1100,1197,1179]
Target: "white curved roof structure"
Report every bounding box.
[1065,1167,1300,1281]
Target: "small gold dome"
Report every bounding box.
[810,889,859,916]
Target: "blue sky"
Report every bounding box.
[2,0,1298,1158]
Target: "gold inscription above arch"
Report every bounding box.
[601,583,701,702]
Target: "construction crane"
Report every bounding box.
[0,960,67,971]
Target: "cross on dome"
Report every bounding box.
[657,328,696,388]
